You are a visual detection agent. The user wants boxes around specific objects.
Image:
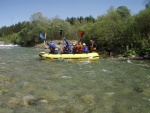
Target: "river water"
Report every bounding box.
[0,46,150,113]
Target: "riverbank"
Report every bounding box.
[0,41,4,44]
[98,51,144,60]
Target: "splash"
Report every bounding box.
[0,44,18,47]
[0,44,18,49]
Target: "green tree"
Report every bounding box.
[133,8,150,54]
[145,1,150,8]
[117,6,131,18]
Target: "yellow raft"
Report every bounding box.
[39,52,100,61]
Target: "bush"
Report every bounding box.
[124,49,136,56]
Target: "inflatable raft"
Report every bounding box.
[39,52,99,61]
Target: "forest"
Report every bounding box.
[0,5,150,57]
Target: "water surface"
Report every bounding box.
[0,46,150,113]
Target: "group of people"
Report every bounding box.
[72,41,88,53]
[44,38,96,54]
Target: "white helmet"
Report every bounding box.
[83,43,86,45]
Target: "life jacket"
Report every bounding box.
[72,44,79,53]
[63,39,72,54]
[53,48,58,54]
[82,46,89,53]
[47,42,58,54]
[90,43,96,51]
[78,44,83,52]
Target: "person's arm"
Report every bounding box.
[63,38,69,45]
[44,42,49,49]
[63,38,71,49]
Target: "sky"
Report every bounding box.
[0,0,148,28]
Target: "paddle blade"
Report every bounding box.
[40,33,45,40]
[60,30,62,36]
[80,31,85,38]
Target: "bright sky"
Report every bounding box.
[0,0,147,28]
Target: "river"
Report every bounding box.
[0,46,150,113]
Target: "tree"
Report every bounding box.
[30,12,46,22]
[117,6,131,18]
[145,1,150,8]
[134,8,150,51]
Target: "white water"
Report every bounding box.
[0,44,18,47]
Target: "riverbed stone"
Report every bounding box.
[81,94,95,104]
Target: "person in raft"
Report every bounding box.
[62,38,72,54]
[78,41,83,53]
[82,43,89,53]
[45,41,58,54]
[90,40,97,52]
[72,41,79,53]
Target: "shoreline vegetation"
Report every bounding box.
[0,5,150,60]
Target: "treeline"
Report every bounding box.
[0,14,96,46]
[65,15,96,25]
[0,5,150,56]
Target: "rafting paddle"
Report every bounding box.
[40,33,45,40]
[40,33,47,48]
[78,31,85,42]
[80,31,85,38]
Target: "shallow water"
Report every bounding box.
[0,46,150,113]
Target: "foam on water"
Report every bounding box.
[102,69,112,73]
[127,58,132,63]
[0,44,18,49]
[0,44,18,47]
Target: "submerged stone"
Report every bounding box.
[81,94,95,104]
[133,87,143,93]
